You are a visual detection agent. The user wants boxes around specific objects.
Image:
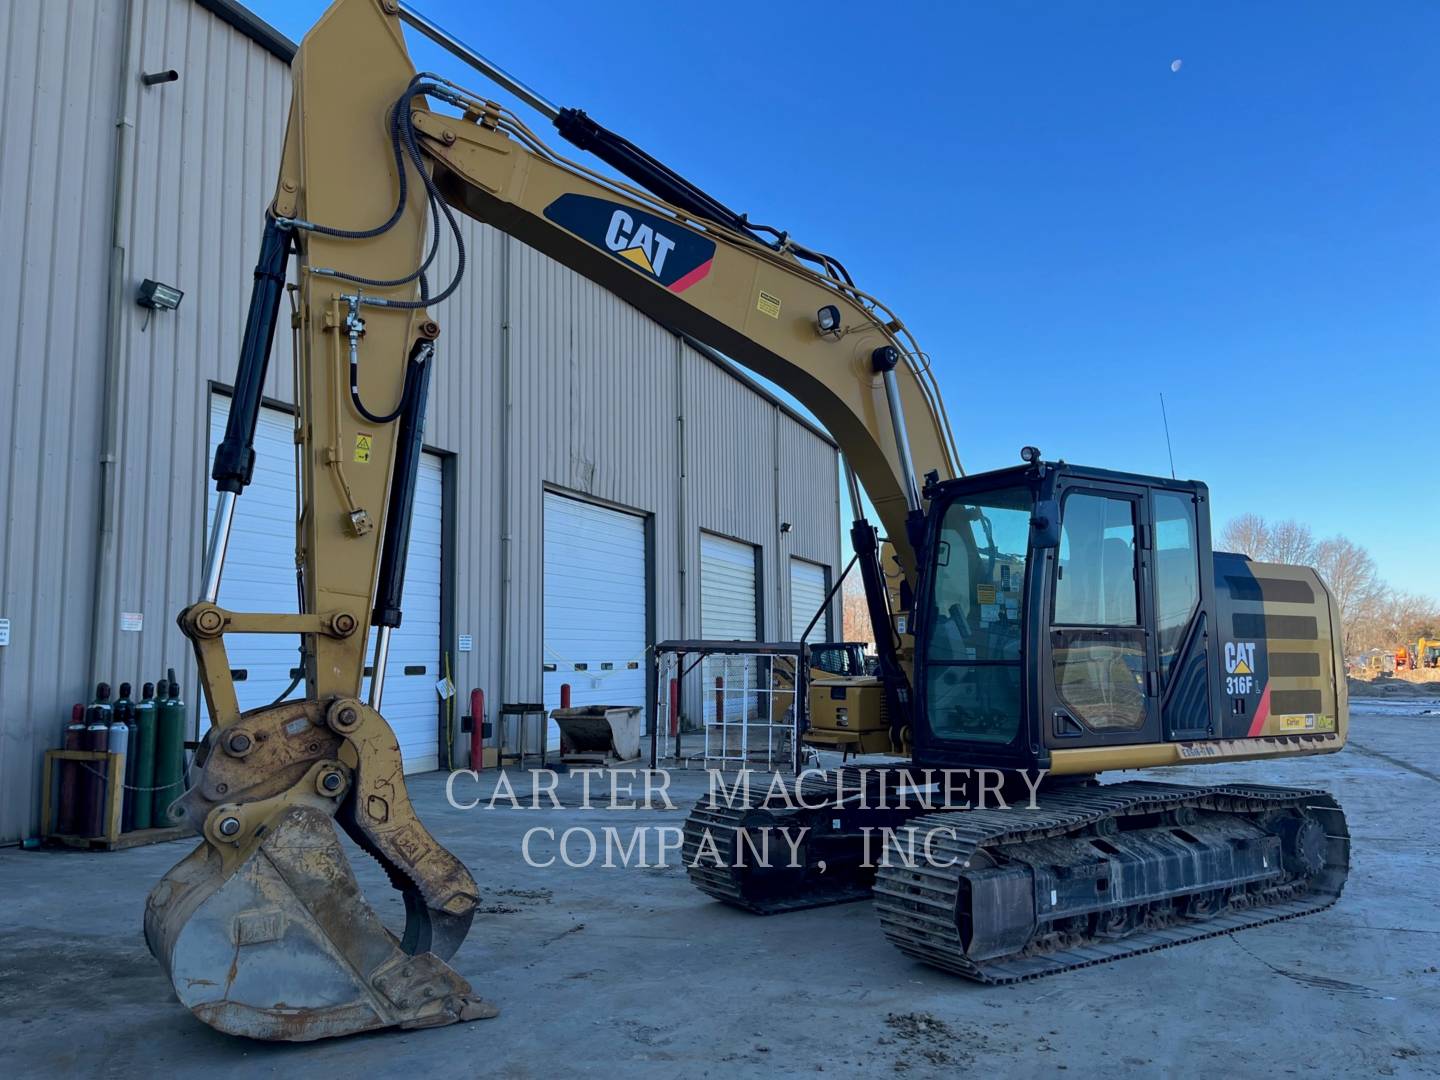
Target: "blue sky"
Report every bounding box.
[248,0,1438,597]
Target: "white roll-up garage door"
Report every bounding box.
[204,395,444,772]
[700,533,758,639]
[700,532,759,722]
[790,558,830,642]
[543,492,648,749]
[364,458,444,772]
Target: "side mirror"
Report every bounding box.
[1030,499,1061,548]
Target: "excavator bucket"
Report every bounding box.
[145,807,492,1040]
[144,699,496,1041]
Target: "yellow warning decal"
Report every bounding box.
[757,290,781,318]
[354,433,373,463]
[976,584,997,604]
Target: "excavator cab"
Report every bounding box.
[909,456,1347,774]
[693,452,1350,971]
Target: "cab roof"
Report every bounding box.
[932,460,1210,499]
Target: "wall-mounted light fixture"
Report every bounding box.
[137,279,184,311]
[136,278,183,332]
[780,521,793,534]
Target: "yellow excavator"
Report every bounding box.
[145,0,1350,1041]
[1418,638,1440,669]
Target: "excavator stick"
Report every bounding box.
[145,0,495,1040]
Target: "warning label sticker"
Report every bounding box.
[354,434,373,463]
[757,290,782,318]
[976,584,997,605]
[1278,714,1334,732]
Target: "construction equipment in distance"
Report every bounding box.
[144,0,1349,1041]
[805,641,891,757]
[1420,638,1440,669]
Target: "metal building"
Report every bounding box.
[0,0,841,843]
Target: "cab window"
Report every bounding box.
[1153,490,1200,682]
[1054,493,1138,626]
[1051,492,1146,732]
[923,486,1030,745]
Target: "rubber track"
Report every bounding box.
[872,780,1349,983]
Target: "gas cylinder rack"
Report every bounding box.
[38,672,191,851]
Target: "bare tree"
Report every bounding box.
[1265,519,1316,566]
[841,575,874,649]
[1312,536,1383,653]
[1220,513,1271,558]
[1373,591,1440,648]
[1202,510,1435,657]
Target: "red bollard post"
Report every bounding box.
[560,682,571,710]
[668,678,679,737]
[469,688,484,772]
[714,676,724,723]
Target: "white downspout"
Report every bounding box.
[89,0,140,684]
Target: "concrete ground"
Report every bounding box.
[3,697,1438,1078]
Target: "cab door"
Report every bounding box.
[1042,483,1161,748]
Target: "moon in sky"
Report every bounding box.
[1171,59,1183,73]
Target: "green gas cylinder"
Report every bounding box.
[132,682,157,830]
[152,671,187,827]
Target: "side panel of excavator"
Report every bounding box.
[1210,554,1347,740]
[805,677,890,755]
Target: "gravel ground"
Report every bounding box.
[2,703,1437,1078]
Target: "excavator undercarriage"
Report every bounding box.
[682,770,1348,982]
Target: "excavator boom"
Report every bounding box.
[145,0,957,1040]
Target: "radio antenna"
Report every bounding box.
[1159,392,1177,479]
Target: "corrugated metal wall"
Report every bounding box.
[94,0,296,693]
[0,0,125,845]
[777,408,845,631]
[0,0,840,842]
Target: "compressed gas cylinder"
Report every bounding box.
[57,704,86,835]
[82,683,113,838]
[153,672,187,827]
[132,683,157,831]
[117,684,139,831]
[110,684,133,833]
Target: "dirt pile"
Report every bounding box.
[1347,675,1440,699]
